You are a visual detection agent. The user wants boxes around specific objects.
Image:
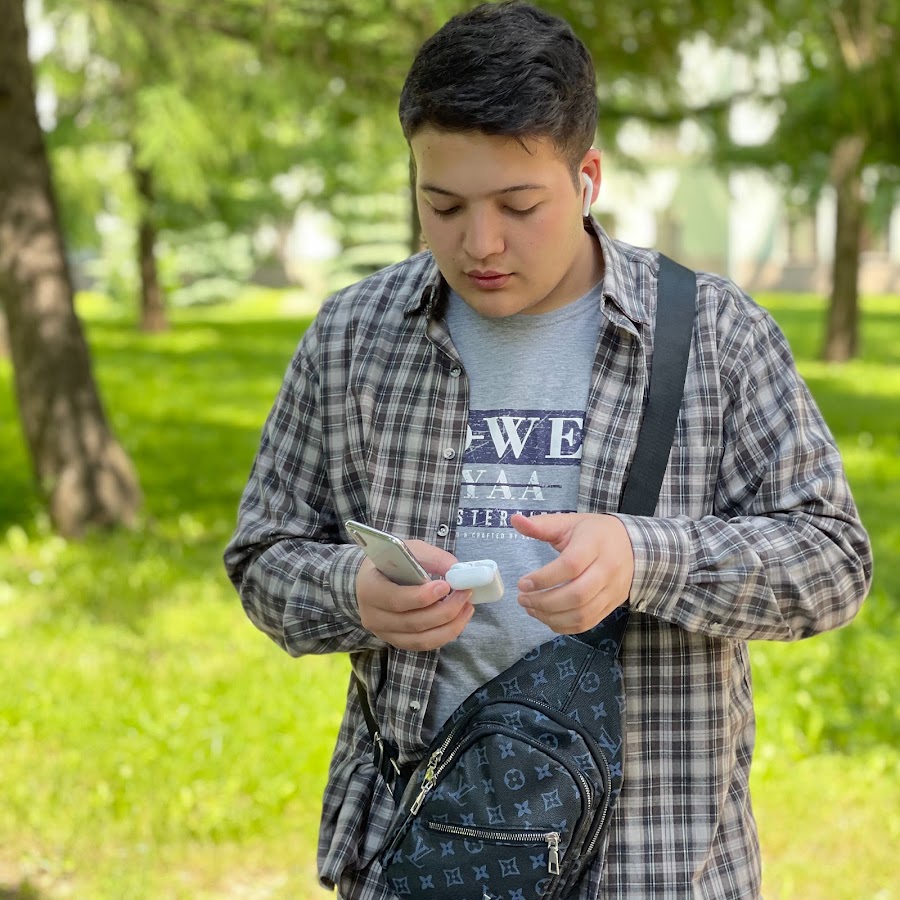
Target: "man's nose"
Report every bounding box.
[462,209,505,260]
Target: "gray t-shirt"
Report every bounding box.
[423,282,604,738]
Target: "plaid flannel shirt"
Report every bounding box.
[224,222,872,899]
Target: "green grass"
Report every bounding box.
[0,291,897,898]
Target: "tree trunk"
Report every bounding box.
[0,0,142,537]
[823,135,866,362]
[134,165,168,332]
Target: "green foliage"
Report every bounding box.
[84,208,140,305]
[38,0,769,305]
[0,289,897,896]
[709,1,900,202]
[39,0,323,307]
[132,83,230,208]
[162,223,256,307]
[51,144,133,249]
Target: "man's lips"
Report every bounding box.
[466,270,512,290]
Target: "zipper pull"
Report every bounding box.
[410,748,444,815]
[410,779,432,815]
[546,832,561,875]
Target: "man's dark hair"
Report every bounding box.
[399,1,598,176]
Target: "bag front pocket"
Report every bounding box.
[426,820,562,875]
[385,817,562,897]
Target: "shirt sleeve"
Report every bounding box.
[223,319,387,656]
[617,306,873,643]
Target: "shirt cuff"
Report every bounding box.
[327,544,367,627]
[611,514,691,616]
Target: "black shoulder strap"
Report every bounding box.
[353,663,403,792]
[355,253,697,789]
[582,253,697,651]
[619,254,697,515]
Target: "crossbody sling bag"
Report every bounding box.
[355,255,697,899]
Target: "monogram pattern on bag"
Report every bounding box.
[383,629,626,899]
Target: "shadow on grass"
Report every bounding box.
[0,317,310,535]
[762,297,900,367]
[85,316,312,380]
[0,883,44,900]
[804,380,900,441]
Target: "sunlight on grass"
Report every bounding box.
[0,580,347,896]
[169,286,322,322]
[753,752,900,899]
[1,288,897,897]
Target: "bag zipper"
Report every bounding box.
[409,721,595,841]
[524,697,615,852]
[409,717,465,814]
[425,822,561,875]
[411,700,606,819]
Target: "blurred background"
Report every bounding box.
[0,0,897,897]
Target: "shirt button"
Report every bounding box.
[436,524,449,537]
[409,700,421,712]
[443,447,456,460]
[449,366,462,378]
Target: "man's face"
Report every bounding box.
[410,128,601,318]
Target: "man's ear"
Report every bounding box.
[578,148,602,217]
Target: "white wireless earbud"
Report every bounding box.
[581,173,594,217]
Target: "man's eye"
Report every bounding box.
[431,206,460,217]
[506,205,539,217]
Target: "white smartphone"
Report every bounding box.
[345,520,430,586]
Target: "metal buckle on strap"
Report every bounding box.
[373,732,401,775]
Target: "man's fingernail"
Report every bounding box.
[519,578,534,592]
[435,582,451,599]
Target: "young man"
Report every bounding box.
[225,2,872,897]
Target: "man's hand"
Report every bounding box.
[511,513,635,634]
[356,540,474,651]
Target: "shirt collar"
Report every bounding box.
[403,218,651,327]
[403,259,444,318]
[587,219,650,327]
